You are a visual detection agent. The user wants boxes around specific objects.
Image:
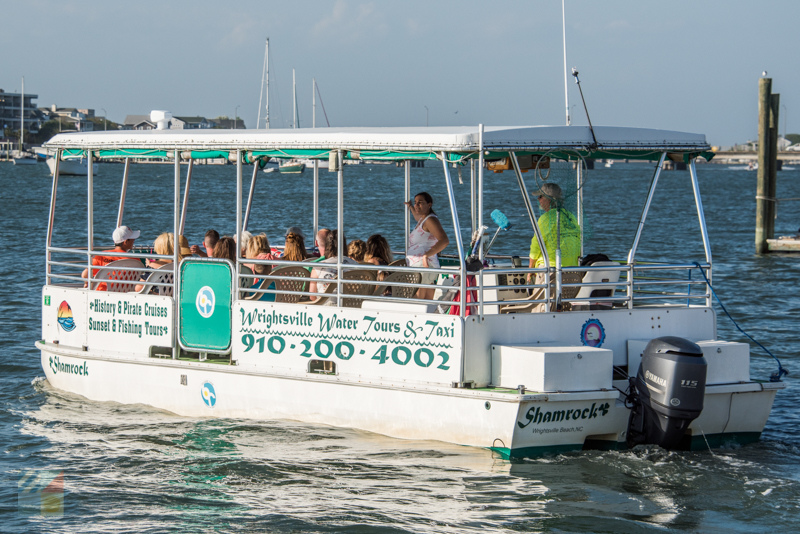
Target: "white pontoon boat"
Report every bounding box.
[39,125,784,458]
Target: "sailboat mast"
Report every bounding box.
[257,38,268,129]
[265,38,270,129]
[312,78,316,128]
[20,77,24,150]
[562,0,570,126]
[292,69,298,128]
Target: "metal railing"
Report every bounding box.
[46,246,176,292]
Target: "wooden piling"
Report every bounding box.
[766,93,780,239]
[755,78,772,254]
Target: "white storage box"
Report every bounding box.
[491,344,613,392]
[627,339,750,385]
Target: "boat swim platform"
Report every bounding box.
[767,237,800,252]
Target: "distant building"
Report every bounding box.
[0,88,42,133]
[211,117,247,129]
[39,106,94,131]
[121,115,155,130]
[172,116,213,129]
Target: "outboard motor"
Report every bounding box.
[627,337,707,449]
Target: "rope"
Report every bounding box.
[693,262,787,382]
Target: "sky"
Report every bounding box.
[2,0,798,146]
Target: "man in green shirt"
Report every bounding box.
[527,183,581,311]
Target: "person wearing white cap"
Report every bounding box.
[81,226,141,289]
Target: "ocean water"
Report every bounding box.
[1,159,798,533]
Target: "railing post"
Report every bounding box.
[441,153,466,317]
[87,150,94,289]
[404,159,411,257]
[173,150,181,359]
[510,151,550,306]
[313,159,319,239]
[689,158,713,307]
[180,158,193,235]
[337,151,344,307]
[626,152,666,309]
[242,158,257,232]
[117,157,130,227]
[478,125,484,320]
[46,149,61,285]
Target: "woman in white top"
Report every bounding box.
[404,192,450,301]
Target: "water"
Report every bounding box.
[1,160,798,532]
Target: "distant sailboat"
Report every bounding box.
[279,68,305,174]
[12,76,37,165]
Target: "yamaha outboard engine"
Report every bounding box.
[627,337,707,449]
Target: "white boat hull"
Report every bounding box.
[13,157,38,165]
[46,158,99,176]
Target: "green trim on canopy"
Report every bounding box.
[96,149,169,159]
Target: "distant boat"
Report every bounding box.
[46,157,99,176]
[728,162,757,171]
[279,159,305,174]
[604,160,614,168]
[12,156,37,165]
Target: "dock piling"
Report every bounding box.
[755,78,780,254]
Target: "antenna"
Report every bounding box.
[572,67,598,148]
[562,0,570,126]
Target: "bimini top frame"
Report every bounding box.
[44,125,712,163]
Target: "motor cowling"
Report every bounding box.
[627,336,707,449]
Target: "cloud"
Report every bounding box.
[312,1,388,43]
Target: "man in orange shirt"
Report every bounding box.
[81,226,140,290]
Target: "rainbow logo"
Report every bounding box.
[57,301,76,332]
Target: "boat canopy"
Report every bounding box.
[44,125,712,163]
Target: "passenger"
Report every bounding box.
[364,234,393,281]
[81,225,140,290]
[235,230,253,259]
[284,227,306,256]
[404,192,450,301]
[134,233,190,293]
[309,230,357,302]
[282,232,308,262]
[348,239,367,262]
[213,236,237,262]
[527,182,581,312]
[190,229,219,258]
[245,234,278,276]
[309,228,330,262]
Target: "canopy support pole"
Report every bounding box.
[337,151,344,308]
[313,159,319,240]
[179,158,193,235]
[236,151,243,267]
[117,157,130,227]
[478,126,484,320]
[470,159,476,234]
[577,160,584,258]
[404,160,411,257]
[87,150,94,289]
[46,149,61,285]
[627,152,666,309]
[442,152,467,386]
[442,152,466,317]
[510,151,550,305]
[689,158,712,306]
[173,151,180,359]
[243,161,258,232]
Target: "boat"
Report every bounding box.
[46,157,99,176]
[39,125,785,458]
[278,159,306,174]
[728,162,757,171]
[12,155,37,165]
[604,160,614,168]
